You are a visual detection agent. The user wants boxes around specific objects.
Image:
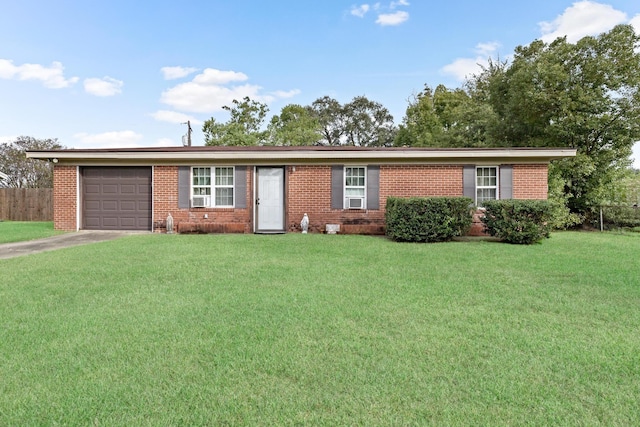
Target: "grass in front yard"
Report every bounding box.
[1,232,639,425]
[0,221,61,244]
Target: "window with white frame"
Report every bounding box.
[476,166,498,206]
[191,166,234,207]
[344,166,366,209]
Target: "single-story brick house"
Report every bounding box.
[27,146,576,234]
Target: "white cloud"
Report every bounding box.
[475,42,501,57]
[258,89,302,105]
[390,0,409,9]
[352,1,409,25]
[0,59,78,88]
[161,66,199,80]
[351,4,370,18]
[150,110,201,125]
[73,130,143,148]
[83,76,123,96]
[269,89,301,99]
[160,68,298,114]
[632,141,640,169]
[630,14,640,34]
[440,2,637,83]
[441,58,483,81]
[192,68,248,85]
[441,42,501,81]
[161,82,264,113]
[156,137,176,146]
[539,1,627,43]
[376,11,409,26]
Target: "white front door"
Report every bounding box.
[256,167,285,232]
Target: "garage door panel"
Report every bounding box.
[120,201,136,211]
[102,184,118,194]
[119,168,140,178]
[102,217,118,227]
[84,217,101,228]
[120,184,136,194]
[82,167,151,231]
[85,200,101,210]
[119,217,137,227]
[85,184,101,194]
[83,168,103,178]
[101,200,118,211]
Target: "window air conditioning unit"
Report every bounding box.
[191,196,209,208]
[347,197,364,209]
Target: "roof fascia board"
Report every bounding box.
[27,148,577,164]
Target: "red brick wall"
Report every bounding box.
[286,165,464,234]
[50,163,549,234]
[380,165,462,200]
[513,164,548,199]
[469,164,549,236]
[53,166,77,231]
[287,164,548,234]
[286,165,356,233]
[152,166,252,233]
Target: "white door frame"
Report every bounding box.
[254,166,285,233]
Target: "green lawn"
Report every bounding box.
[0,221,62,243]
[1,232,639,425]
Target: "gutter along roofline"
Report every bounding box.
[26,146,577,165]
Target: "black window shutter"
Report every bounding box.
[331,165,343,209]
[366,165,380,210]
[499,165,513,199]
[235,166,247,208]
[463,165,476,200]
[178,166,190,209]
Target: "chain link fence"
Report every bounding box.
[599,205,640,231]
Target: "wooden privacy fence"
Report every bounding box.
[0,188,53,221]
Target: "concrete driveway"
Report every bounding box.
[0,231,135,260]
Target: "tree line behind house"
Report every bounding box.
[2,24,639,228]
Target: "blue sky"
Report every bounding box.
[1,0,639,166]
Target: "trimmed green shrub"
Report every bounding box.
[385,197,473,243]
[481,200,552,244]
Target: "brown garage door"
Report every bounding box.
[82,167,152,230]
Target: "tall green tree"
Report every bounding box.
[0,136,63,188]
[308,95,397,146]
[267,104,322,146]
[395,86,442,147]
[307,96,345,146]
[480,24,640,216]
[400,25,640,222]
[395,84,497,148]
[342,96,396,146]
[203,97,269,146]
